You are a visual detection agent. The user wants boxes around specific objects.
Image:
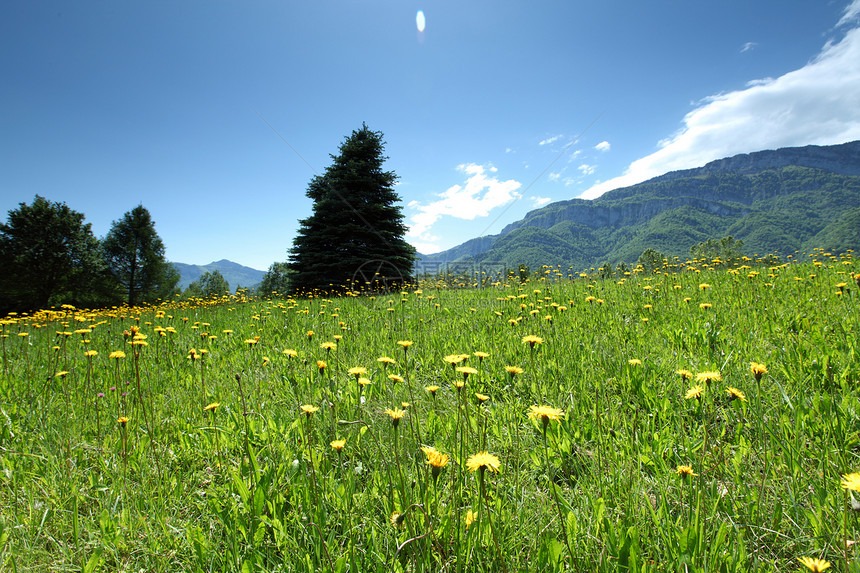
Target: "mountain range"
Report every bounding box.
[416,140,860,272]
[172,259,266,290]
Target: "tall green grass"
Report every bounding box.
[0,251,858,572]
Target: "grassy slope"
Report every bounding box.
[1,252,858,572]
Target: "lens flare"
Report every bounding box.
[416,10,426,33]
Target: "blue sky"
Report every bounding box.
[3,1,860,271]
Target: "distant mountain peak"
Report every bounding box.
[171,259,266,290]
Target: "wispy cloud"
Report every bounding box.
[740,41,758,53]
[406,163,522,249]
[594,141,611,152]
[838,0,860,26]
[539,134,562,146]
[580,9,860,200]
[530,196,552,207]
[578,164,596,176]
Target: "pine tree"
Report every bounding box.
[288,124,415,295]
[102,205,179,306]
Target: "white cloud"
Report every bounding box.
[838,0,860,27]
[539,135,562,146]
[580,15,860,200]
[548,171,562,181]
[411,241,443,254]
[578,164,596,175]
[740,41,758,53]
[530,196,552,207]
[594,141,611,152]
[406,163,522,242]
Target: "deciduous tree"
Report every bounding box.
[0,196,105,312]
[102,205,179,306]
[258,262,292,297]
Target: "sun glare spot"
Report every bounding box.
[416,10,426,33]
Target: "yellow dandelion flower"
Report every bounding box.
[528,405,563,427]
[203,402,219,412]
[420,445,439,457]
[696,371,722,384]
[676,465,696,478]
[320,341,337,351]
[283,349,297,358]
[465,510,477,529]
[522,334,543,347]
[443,353,468,367]
[425,385,439,396]
[505,365,524,378]
[475,393,490,403]
[388,374,404,384]
[390,511,405,529]
[456,366,478,379]
[396,340,413,349]
[301,404,319,417]
[426,448,450,479]
[358,377,372,387]
[628,358,642,366]
[797,556,831,572]
[109,350,126,360]
[466,451,501,473]
[84,350,98,357]
[330,439,346,451]
[726,387,747,402]
[117,416,129,426]
[841,472,860,492]
[473,351,489,361]
[677,369,693,380]
[384,407,406,428]
[55,371,69,378]
[699,303,712,310]
[750,362,768,381]
[348,366,367,378]
[316,360,327,373]
[426,450,449,468]
[685,385,704,400]
[377,356,396,366]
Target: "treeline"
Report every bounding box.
[0,196,178,314]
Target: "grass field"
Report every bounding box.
[0,251,858,572]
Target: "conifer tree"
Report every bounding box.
[288,124,415,294]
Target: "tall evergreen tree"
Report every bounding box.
[288,124,415,294]
[102,205,179,306]
[0,195,106,313]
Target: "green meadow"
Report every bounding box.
[1,251,858,572]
